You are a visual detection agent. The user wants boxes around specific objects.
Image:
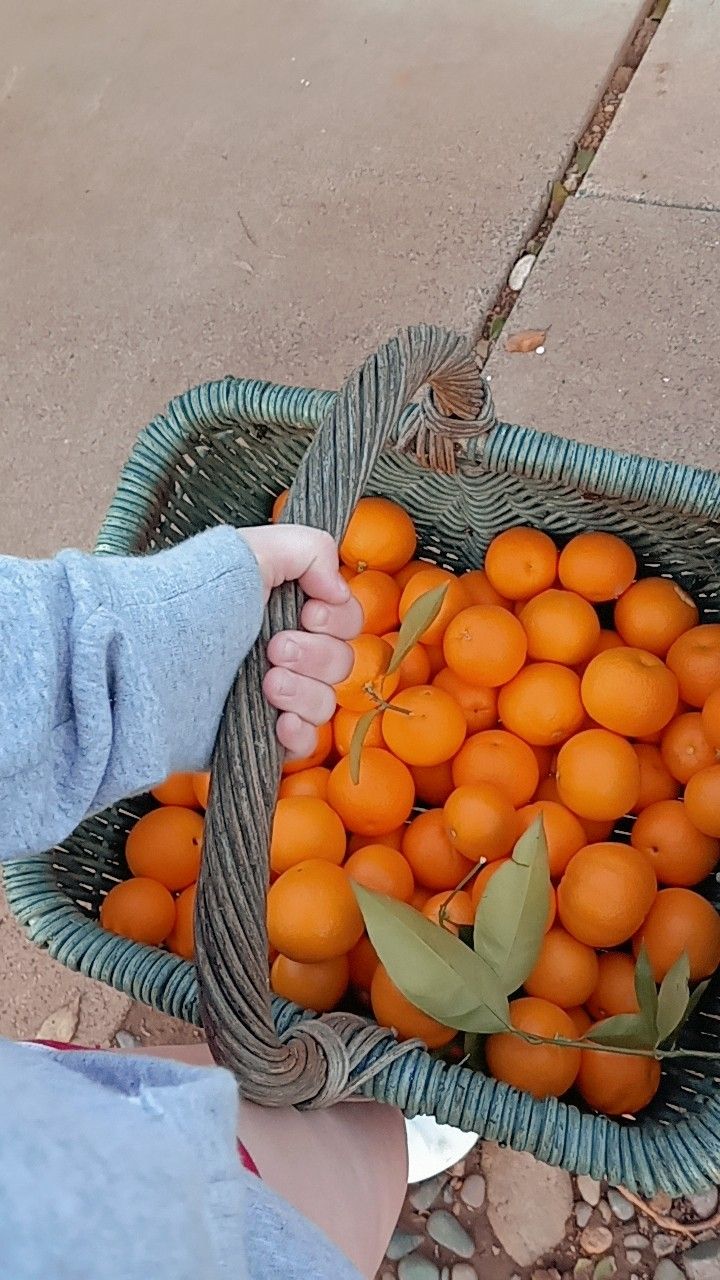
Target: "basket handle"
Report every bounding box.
[196,325,494,1105]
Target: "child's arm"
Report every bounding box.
[0,525,358,858]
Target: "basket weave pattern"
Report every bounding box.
[5,326,720,1194]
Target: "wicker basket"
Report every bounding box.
[6,326,720,1195]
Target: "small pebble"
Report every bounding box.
[451,1267,477,1280]
[689,1187,719,1219]
[508,253,536,292]
[653,1233,680,1259]
[580,1225,613,1256]
[426,1211,474,1260]
[387,1231,425,1261]
[575,1203,593,1228]
[607,1189,634,1222]
[114,1029,140,1049]
[448,1161,466,1179]
[574,1263,593,1279]
[459,1174,486,1210]
[650,1192,673,1215]
[592,1260,617,1280]
[684,1237,720,1280]
[623,1235,649,1250]
[654,1262,685,1280]
[626,1252,641,1267]
[398,1255,440,1280]
[410,1176,447,1214]
[577,1176,602,1206]
[443,1187,454,1205]
[598,1202,612,1224]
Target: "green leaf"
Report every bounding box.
[354,885,509,1034]
[656,952,691,1046]
[670,979,711,1045]
[473,817,551,994]
[549,180,568,219]
[634,944,659,1036]
[489,315,506,343]
[386,584,449,675]
[586,1013,657,1051]
[575,148,595,176]
[348,709,380,784]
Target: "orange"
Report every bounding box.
[424,644,446,677]
[278,766,331,800]
[470,859,556,932]
[499,663,585,747]
[586,952,639,1022]
[567,1006,593,1036]
[270,797,346,875]
[333,707,384,757]
[381,685,466,766]
[532,745,554,780]
[614,577,699,656]
[327,748,415,836]
[485,997,580,1099]
[282,720,333,775]
[271,489,289,522]
[193,771,211,808]
[634,886,720,982]
[632,744,680,813]
[519,590,601,666]
[666,624,720,707]
[452,730,539,807]
[432,667,497,733]
[422,889,474,934]
[684,765,720,838]
[344,844,415,902]
[395,559,428,591]
[398,568,471,646]
[334,635,399,713]
[443,605,527,688]
[630,799,719,887]
[535,774,561,804]
[382,631,432,691]
[340,497,417,574]
[402,808,475,891]
[558,842,656,947]
[515,800,587,879]
[558,531,636,603]
[349,570,401,636]
[347,826,405,854]
[410,885,432,910]
[152,773,200,808]
[166,883,196,960]
[661,712,719,784]
[484,528,558,601]
[524,927,599,1008]
[702,685,720,749]
[577,1047,661,1116]
[410,761,455,807]
[581,648,679,739]
[371,963,455,1048]
[348,935,380,990]
[580,816,617,843]
[267,860,364,962]
[462,568,511,609]
[556,729,640,821]
[443,784,516,862]
[271,953,350,1013]
[582,629,626,669]
[100,877,176,946]
[125,806,204,892]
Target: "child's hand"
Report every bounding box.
[239,526,362,759]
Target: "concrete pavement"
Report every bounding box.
[0,0,649,1043]
[486,0,720,470]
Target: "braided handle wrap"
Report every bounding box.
[196,326,493,1106]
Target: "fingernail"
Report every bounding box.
[313,605,329,627]
[281,639,300,662]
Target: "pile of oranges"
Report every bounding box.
[102,493,720,1117]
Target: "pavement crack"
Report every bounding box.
[576,188,720,217]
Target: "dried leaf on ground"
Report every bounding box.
[575,147,595,176]
[488,315,506,343]
[505,329,547,354]
[549,180,568,219]
[34,995,81,1044]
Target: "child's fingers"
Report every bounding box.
[240,527,351,607]
[263,667,337,727]
[301,596,363,640]
[276,712,318,760]
[266,632,354,684]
